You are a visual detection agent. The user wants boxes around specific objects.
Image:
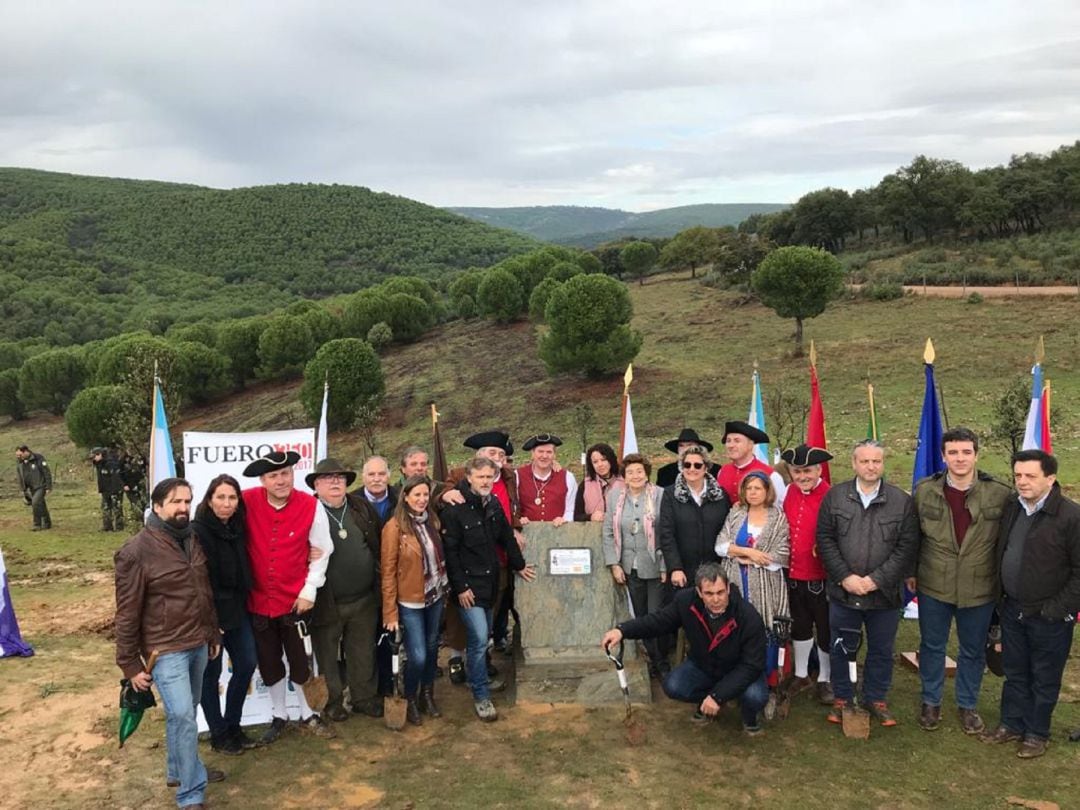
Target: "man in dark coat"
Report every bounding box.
[602,562,769,734]
[15,445,52,530]
[981,450,1080,759]
[91,447,126,532]
[441,456,535,721]
[655,428,720,488]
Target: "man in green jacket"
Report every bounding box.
[911,427,1011,734]
[15,445,52,530]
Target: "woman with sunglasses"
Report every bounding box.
[716,471,790,718]
[658,444,730,591]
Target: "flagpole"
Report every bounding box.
[867,381,878,441]
[618,364,633,459]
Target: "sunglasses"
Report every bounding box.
[682,461,705,470]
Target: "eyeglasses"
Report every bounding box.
[319,474,347,482]
[682,461,705,470]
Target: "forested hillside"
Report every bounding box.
[449,203,787,245]
[0,168,537,345]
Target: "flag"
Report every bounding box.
[315,378,329,463]
[749,367,769,462]
[431,403,449,482]
[618,364,638,458]
[148,374,176,493]
[912,339,945,491]
[866,381,879,441]
[1022,338,1052,452]
[0,545,33,657]
[806,341,831,483]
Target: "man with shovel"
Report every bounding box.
[242,450,336,743]
[817,440,919,728]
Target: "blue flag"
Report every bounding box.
[912,362,945,491]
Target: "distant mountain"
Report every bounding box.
[0,168,537,345]
[448,203,788,246]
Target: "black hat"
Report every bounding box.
[664,428,714,453]
[304,457,357,489]
[522,433,562,451]
[780,444,833,467]
[242,450,301,478]
[463,431,512,455]
[721,420,770,445]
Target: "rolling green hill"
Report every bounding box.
[0,168,538,345]
[448,203,788,246]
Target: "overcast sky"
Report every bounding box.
[2,1,1078,210]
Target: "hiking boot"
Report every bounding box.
[298,714,336,739]
[406,699,423,726]
[786,676,814,698]
[815,681,835,705]
[474,699,498,722]
[352,697,384,718]
[325,703,349,723]
[489,678,507,693]
[918,703,941,731]
[1017,736,1048,759]
[959,708,985,736]
[861,700,898,727]
[448,656,466,685]
[980,725,1023,745]
[231,728,259,750]
[259,716,288,746]
[826,698,852,724]
[743,723,765,737]
[206,768,225,783]
[211,732,244,755]
[419,686,441,718]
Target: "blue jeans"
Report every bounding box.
[662,657,769,727]
[917,592,995,709]
[399,599,446,698]
[200,615,257,740]
[459,604,494,700]
[154,645,209,808]
[999,597,1075,740]
[829,602,901,704]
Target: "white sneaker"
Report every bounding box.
[474,699,498,722]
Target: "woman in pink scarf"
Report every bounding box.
[574,443,622,522]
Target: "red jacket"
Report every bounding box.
[244,487,318,617]
[783,480,830,581]
[717,458,776,505]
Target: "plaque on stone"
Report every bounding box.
[549,548,591,575]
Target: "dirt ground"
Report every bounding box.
[902,285,1080,297]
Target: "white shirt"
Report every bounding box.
[516,467,578,522]
[857,480,882,510]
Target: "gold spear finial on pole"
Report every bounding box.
[809,340,817,369]
[923,338,935,364]
[1035,335,1045,364]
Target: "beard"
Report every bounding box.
[164,513,190,529]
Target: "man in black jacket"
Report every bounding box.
[601,562,769,735]
[981,450,1080,759]
[441,457,535,722]
[91,448,126,532]
[15,445,52,530]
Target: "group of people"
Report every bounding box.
[90,446,147,531]
[110,421,1080,808]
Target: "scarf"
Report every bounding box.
[410,511,447,605]
[147,511,193,552]
[583,476,622,517]
[611,483,658,560]
[673,472,725,505]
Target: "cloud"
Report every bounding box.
[1,0,1077,208]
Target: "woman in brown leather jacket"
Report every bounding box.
[381,475,448,724]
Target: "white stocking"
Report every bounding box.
[816,645,832,682]
[793,638,814,679]
[269,679,289,720]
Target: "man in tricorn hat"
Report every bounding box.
[516,433,577,526]
[781,444,835,704]
[305,458,384,723]
[656,428,721,488]
[242,450,335,743]
[717,421,787,506]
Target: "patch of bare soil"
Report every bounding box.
[905,285,1078,298]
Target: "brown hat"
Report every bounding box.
[304,457,357,489]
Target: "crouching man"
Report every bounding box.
[601,562,769,735]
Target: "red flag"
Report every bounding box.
[807,342,831,483]
[1040,381,1052,454]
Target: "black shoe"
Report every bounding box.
[406,699,423,726]
[351,698,384,718]
[211,733,244,755]
[448,656,466,685]
[419,686,441,718]
[325,703,349,722]
[259,716,288,746]
[231,728,259,750]
[206,767,226,783]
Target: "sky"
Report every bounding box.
[2,1,1078,210]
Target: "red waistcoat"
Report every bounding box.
[517,468,568,522]
[243,487,318,617]
[717,458,775,505]
[783,481,830,580]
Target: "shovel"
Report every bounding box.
[117,650,159,748]
[384,628,407,731]
[295,620,329,713]
[835,627,870,739]
[772,615,793,720]
[604,639,646,745]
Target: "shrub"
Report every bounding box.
[299,339,385,430]
[367,322,392,350]
[65,384,128,447]
[539,275,642,376]
[478,268,524,323]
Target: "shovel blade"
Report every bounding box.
[384,696,407,731]
[841,705,871,739]
[301,675,329,713]
[624,717,647,746]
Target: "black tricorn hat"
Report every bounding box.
[522,433,562,451]
[722,420,770,445]
[780,444,833,467]
[304,457,357,490]
[463,431,512,454]
[664,428,714,453]
[242,450,301,478]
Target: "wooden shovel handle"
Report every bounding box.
[144,650,160,673]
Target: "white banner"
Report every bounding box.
[196,650,304,732]
[182,429,316,504]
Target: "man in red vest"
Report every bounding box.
[717,421,787,507]
[516,434,578,526]
[781,444,834,704]
[242,450,335,744]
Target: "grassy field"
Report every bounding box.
[2,280,1079,808]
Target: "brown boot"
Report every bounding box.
[419,686,441,718]
[406,698,423,726]
[918,703,941,731]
